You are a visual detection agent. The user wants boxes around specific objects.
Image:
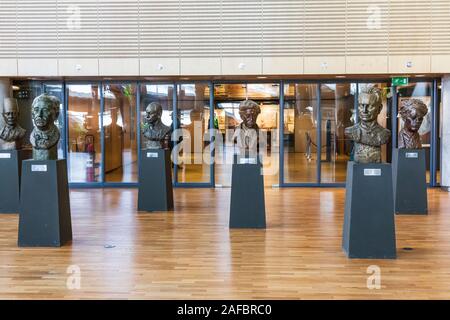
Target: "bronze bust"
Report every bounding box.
[30,93,60,160]
[0,98,26,150]
[235,99,261,155]
[398,99,428,149]
[142,102,171,149]
[345,87,391,163]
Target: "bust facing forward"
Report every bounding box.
[30,93,61,160]
[142,102,171,150]
[0,98,26,150]
[398,99,428,149]
[345,86,391,163]
[235,99,261,156]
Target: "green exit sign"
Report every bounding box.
[392,77,409,86]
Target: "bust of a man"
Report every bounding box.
[345,86,391,163]
[235,99,261,155]
[0,98,26,150]
[142,102,171,149]
[398,99,428,149]
[30,93,60,160]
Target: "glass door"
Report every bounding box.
[102,83,138,184]
[66,83,102,184]
[282,83,319,184]
[174,83,213,185]
[214,83,280,187]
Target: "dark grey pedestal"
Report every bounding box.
[229,155,266,228]
[342,162,396,259]
[18,159,72,247]
[138,149,174,212]
[0,150,31,213]
[393,148,428,215]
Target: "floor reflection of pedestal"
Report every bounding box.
[342,162,396,259]
[229,155,266,229]
[18,159,72,247]
[0,150,31,213]
[138,149,174,212]
[393,148,428,215]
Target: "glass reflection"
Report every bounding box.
[214,83,279,187]
[67,84,101,183]
[103,84,137,183]
[283,83,318,183]
[176,83,211,183]
[320,83,355,183]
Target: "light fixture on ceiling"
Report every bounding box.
[257,76,268,79]
[336,75,346,78]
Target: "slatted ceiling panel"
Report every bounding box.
[57,0,98,58]
[0,0,16,58]
[431,0,450,54]
[346,0,388,56]
[180,0,220,57]
[389,0,431,55]
[304,0,346,56]
[17,0,58,58]
[222,0,262,57]
[140,0,179,58]
[262,0,303,57]
[98,0,139,58]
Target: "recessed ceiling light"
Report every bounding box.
[416,74,426,77]
[257,76,268,79]
[336,75,346,78]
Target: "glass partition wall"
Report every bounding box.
[11,79,442,187]
[214,83,280,187]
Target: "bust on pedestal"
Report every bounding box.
[342,86,396,259]
[393,99,428,214]
[138,102,174,212]
[0,98,30,213]
[18,93,72,247]
[229,100,266,229]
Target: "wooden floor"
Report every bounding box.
[1,187,450,299]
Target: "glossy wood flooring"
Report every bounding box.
[1,188,450,299]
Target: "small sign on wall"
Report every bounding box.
[364,168,382,176]
[31,165,47,172]
[146,152,158,158]
[405,152,418,159]
[239,158,257,164]
[0,153,11,159]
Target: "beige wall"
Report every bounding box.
[0,0,449,77]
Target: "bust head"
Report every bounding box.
[2,98,19,127]
[358,86,383,123]
[399,99,428,133]
[239,99,260,129]
[145,102,163,125]
[31,93,60,131]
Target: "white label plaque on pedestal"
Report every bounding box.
[146,152,158,158]
[31,165,47,172]
[405,152,418,159]
[364,168,381,176]
[0,153,11,159]
[239,158,257,164]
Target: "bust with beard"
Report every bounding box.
[0,98,26,150]
[29,93,61,160]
